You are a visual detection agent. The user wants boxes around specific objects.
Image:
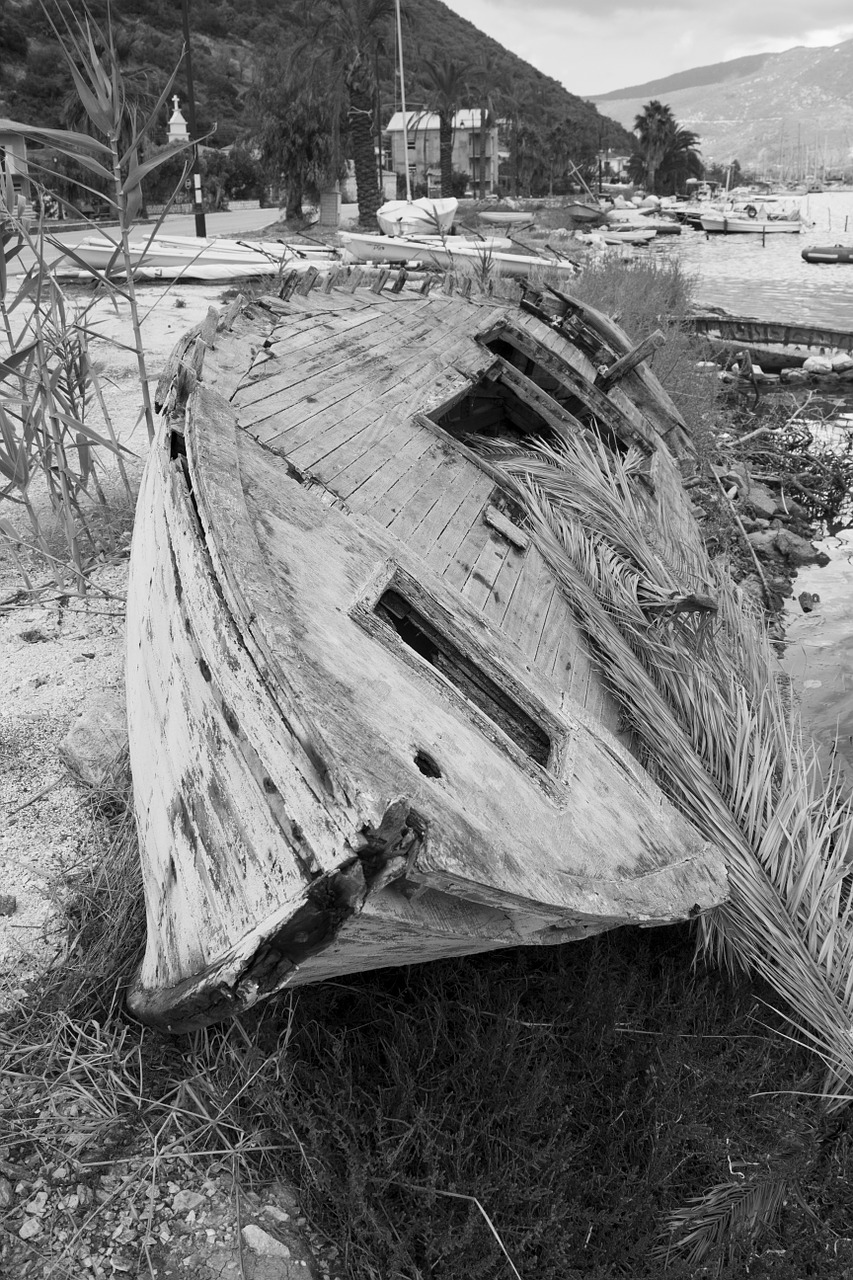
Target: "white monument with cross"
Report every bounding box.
[167,96,189,145]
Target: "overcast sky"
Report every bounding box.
[441,0,853,97]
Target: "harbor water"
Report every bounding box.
[660,191,853,328]
[653,191,853,773]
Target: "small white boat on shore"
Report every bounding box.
[340,232,513,265]
[340,231,578,278]
[376,197,458,236]
[52,233,299,281]
[479,210,536,230]
[579,228,657,247]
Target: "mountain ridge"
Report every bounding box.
[589,40,853,175]
[0,0,632,154]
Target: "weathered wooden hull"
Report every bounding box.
[127,281,728,1032]
[691,312,853,356]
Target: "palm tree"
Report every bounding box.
[628,103,703,195]
[656,125,703,194]
[294,0,393,226]
[251,59,338,220]
[473,54,507,198]
[631,99,676,193]
[421,55,471,198]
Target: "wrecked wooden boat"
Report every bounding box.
[126,273,728,1032]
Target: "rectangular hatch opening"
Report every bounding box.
[374,588,552,768]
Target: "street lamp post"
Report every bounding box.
[180,0,206,238]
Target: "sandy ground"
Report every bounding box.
[0,280,236,996]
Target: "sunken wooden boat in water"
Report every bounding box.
[126,273,729,1032]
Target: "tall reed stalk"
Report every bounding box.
[0,3,195,595]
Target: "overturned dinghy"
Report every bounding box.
[126,277,728,1031]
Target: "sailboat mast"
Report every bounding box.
[394,0,412,203]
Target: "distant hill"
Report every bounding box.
[0,0,632,153]
[593,53,773,103]
[589,40,853,176]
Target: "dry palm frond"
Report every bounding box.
[485,428,853,1107]
[656,1175,790,1273]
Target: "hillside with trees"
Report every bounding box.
[0,0,633,208]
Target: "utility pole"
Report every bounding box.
[180,0,207,237]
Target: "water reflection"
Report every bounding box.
[658,191,853,328]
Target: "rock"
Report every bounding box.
[242,1224,292,1258]
[774,528,829,566]
[19,1216,42,1240]
[0,894,16,916]
[799,591,820,613]
[25,1190,48,1216]
[0,1176,14,1207]
[745,481,777,520]
[831,354,853,373]
[802,355,833,374]
[59,690,127,786]
[171,1188,205,1214]
[746,530,778,558]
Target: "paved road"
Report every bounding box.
[8,204,360,276]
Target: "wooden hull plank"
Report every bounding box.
[346,431,438,509]
[460,527,514,613]
[386,453,474,544]
[421,472,496,572]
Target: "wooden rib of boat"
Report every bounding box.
[126,273,728,1032]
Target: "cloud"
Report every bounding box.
[443,0,853,95]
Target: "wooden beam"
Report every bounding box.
[490,355,587,440]
[485,325,655,452]
[597,329,666,389]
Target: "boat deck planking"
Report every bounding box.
[127,282,725,1029]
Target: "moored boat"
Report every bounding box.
[126,275,728,1031]
[699,212,802,235]
[802,244,853,265]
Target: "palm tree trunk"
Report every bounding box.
[348,86,381,227]
[439,114,453,197]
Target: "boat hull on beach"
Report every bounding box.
[376,197,458,236]
[53,233,297,281]
[339,231,513,264]
[479,210,536,230]
[126,278,728,1032]
[339,231,577,277]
